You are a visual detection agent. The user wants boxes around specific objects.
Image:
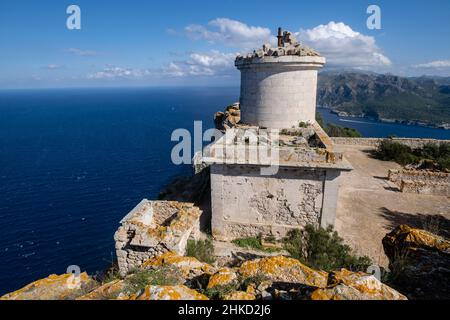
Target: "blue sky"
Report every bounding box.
[1,0,449,88]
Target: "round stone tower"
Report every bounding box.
[235,29,326,129]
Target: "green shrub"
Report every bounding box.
[264,234,277,244]
[283,225,372,272]
[375,140,450,171]
[240,274,270,289]
[186,238,216,264]
[232,237,262,249]
[123,265,184,294]
[101,267,122,285]
[316,112,363,138]
[232,237,281,253]
[316,112,326,128]
[299,122,309,128]
[326,123,362,138]
[203,283,240,300]
[376,140,416,165]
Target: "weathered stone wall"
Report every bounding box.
[115,200,201,276]
[388,169,450,196]
[400,180,450,196]
[389,169,450,184]
[210,164,342,241]
[115,228,169,276]
[331,137,449,148]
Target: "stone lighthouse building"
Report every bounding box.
[114,30,353,274]
[236,29,326,129]
[203,29,352,241]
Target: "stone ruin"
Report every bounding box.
[236,30,320,62]
[114,200,201,276]
[114,28,348,272]
[202,121,352,242]
[388,169,450,196]
[214,102,241,131]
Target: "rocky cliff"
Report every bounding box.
[317,72,450,128]
[3,220,447,300]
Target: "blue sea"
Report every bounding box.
[0,87,449,295]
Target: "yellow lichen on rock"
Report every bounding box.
[0,272,96,300]
[207,268,237,289]
[383,224,450,256]
[130,285,208,300]
[224,291,256,300]
[382,225,450,300]
[77,279,126,300]
[142,251,213,278]
[238,256,328,288]
[310,269,407,300]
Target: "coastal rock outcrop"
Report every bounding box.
[130,285,209,300]
[0,273,96,300]
[1,252,408,301]
[77,279,127,300]
[207,268,238,289]
[238,256,328,288]
[214,103,241,131]
[224,291,256,300]
[143,251,214,279]
[382,225,450,299]
[310,269,407,300]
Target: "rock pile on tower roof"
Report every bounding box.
[236,30,321,62]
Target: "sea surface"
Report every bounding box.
[318,107,450,139]
[0,87,449,295]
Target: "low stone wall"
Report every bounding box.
[400,180,450,197]
[388,169,450,196]
[389,169,450,184]
[331,137,449,149]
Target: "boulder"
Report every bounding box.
[130,285,208,300]
[238,256,328,288]
[77,279,127,300]
[214,103,241,131]
[224,291,256,300]
[143,251,214,279]
[0,273,96,300]
[382,225,450,299]
[310,269,407,300]
[207,268,238,289]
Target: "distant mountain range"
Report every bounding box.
[317,72,450,129]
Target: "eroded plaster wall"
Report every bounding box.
[211,164,341,241]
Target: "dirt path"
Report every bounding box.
[334,144,450,268]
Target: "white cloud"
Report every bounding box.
[164,50,236,77]
[45,64,62,70]
[297,21,391,68]
[180,19,390,70]
[86,20,393,82]
[184,18,275,50]
[86,51,236,80]
[413,60,450,68]
[87,66,152,80]
[164,62,185,77]
[65,48,98,57]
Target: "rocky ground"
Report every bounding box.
[0,252,405,301]
[334,144,450,268]
[2,224,448,301]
